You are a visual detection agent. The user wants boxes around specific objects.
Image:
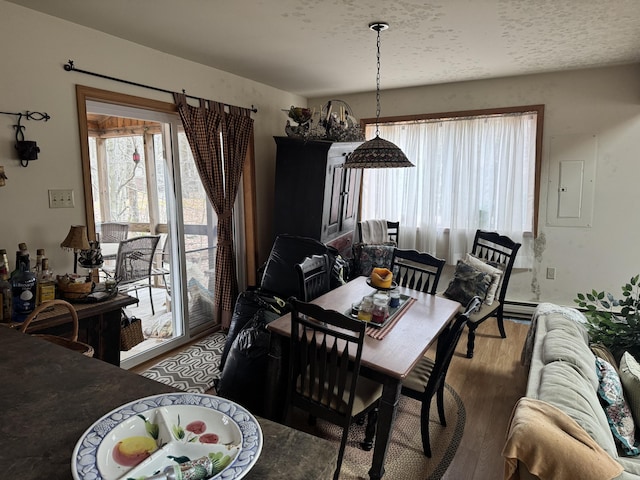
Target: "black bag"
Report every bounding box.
[219,289,288,372]
[216,307,283,416]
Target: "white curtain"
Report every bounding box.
[361,113,536,268]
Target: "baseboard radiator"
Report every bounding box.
[503,300,538,321]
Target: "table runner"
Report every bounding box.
[366,297,417,340]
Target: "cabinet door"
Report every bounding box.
[323,156,344,239]
[341,167,361,235]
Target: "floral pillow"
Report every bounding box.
[596,356,639,456]
[443,260,492,306]
[353,243,395,277]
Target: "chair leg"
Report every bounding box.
[436,384,447,427]
[361,407,378,451]
[466,322,477,358]
[148,282,155,315]
[420,394,433,457]
[334,426,350,480]
[496,309,507,338]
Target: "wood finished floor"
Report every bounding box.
[441,319,529,480]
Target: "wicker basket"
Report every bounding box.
[57,276,93,300]
[120,317,144,351]
[20,300,94,357]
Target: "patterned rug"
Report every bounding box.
[293,383,465,480]
[140,332,226,393]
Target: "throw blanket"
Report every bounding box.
[502,397,623,480]
[361,219,389,244]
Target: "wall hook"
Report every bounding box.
[1,109,51,167]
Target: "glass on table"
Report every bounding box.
[357,296,373,322]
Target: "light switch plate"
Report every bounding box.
[49,189,75,208]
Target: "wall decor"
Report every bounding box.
[0,110,51,167]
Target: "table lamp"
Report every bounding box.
[61,225,90,274]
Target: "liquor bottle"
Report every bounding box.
[0,251,11,322]
[34,248,45,275]
[11,251,37,323]
[10,243,28,279]
[36,258,56,306]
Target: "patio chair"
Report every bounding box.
[295,254,331,302]
[113,235,161,315]
[98,222,129,243]
[465,230,521,358]
[391,248,446,294]
[286,298,382,480]
[401,296,482,457]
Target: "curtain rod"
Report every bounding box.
[63,60,258,113]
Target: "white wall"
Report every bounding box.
[0,1,302,273]
[311,64,640,307]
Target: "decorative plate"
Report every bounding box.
[366,278,398,291]
[72,393,263,480]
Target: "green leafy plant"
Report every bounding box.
[575,275,640,361]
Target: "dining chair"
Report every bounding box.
[391,248,446,294]
[401,296,482,457]
[113,235,161,315]
[286,298,383,480]
[98,222,129,243]
[357,220,399,244]
[295,254,331,302]
[465,230,521,358]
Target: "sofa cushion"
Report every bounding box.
[542,327,599,390]
[538,361,619,458]
[620,352,640,428]
[544,314,590,343]
[596,357,639,456]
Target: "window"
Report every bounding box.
[361,105,543,267]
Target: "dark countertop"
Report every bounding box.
[0,327,337,479]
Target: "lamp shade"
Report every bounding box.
[344,135,414,168]
[61,225,90,251]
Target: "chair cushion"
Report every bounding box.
[443,260,492,306]
[467,301,500,324]
[298,372,382,416]
[620,352,640,428]
[402,356,435,392]
[464,253,503,305]
[596,357,639,456]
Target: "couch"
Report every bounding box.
[506,303,640,480]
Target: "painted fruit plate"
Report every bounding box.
[72,393,263,480]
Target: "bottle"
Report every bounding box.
[36,258,56,306]
[11,251,37,323]
[357,296,373,322]
[10,243,28,279]
[34,248,45,275]
[0,251,11,322]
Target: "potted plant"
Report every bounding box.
[575,275,640,361]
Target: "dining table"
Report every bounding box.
[0,326,338,479]
[266,275,462,480]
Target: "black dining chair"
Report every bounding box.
[465,230,521,358]
[391,248,446,294]
[286,298,382,480]
[401,296,482,457]
[357,220,399,245]
[295,254,332,302]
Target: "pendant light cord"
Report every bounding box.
[375,26,382,137]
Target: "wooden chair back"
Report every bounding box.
[357,220,399,244]
[471,230,521,305]
[295,254,331,302]
[391,248,446,294]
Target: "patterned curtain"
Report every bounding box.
[173,93,254,329]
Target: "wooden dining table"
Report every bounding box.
[266,275,462,480]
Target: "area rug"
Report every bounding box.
[140,332,226,393]
[297,383,465,480]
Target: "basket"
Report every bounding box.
[57,276,94,300]
[120,316,144,351]
[20,300,94,357]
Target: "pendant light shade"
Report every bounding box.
[344,22,413,169]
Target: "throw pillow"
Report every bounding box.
[464,253,503,305]
[620,352,640,427]
[443,260,492,306]
[353,243,395,277]
[596,356,639,456]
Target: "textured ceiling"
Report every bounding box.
[7,0,640,97]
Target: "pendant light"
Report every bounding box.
[344,22,414,169]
